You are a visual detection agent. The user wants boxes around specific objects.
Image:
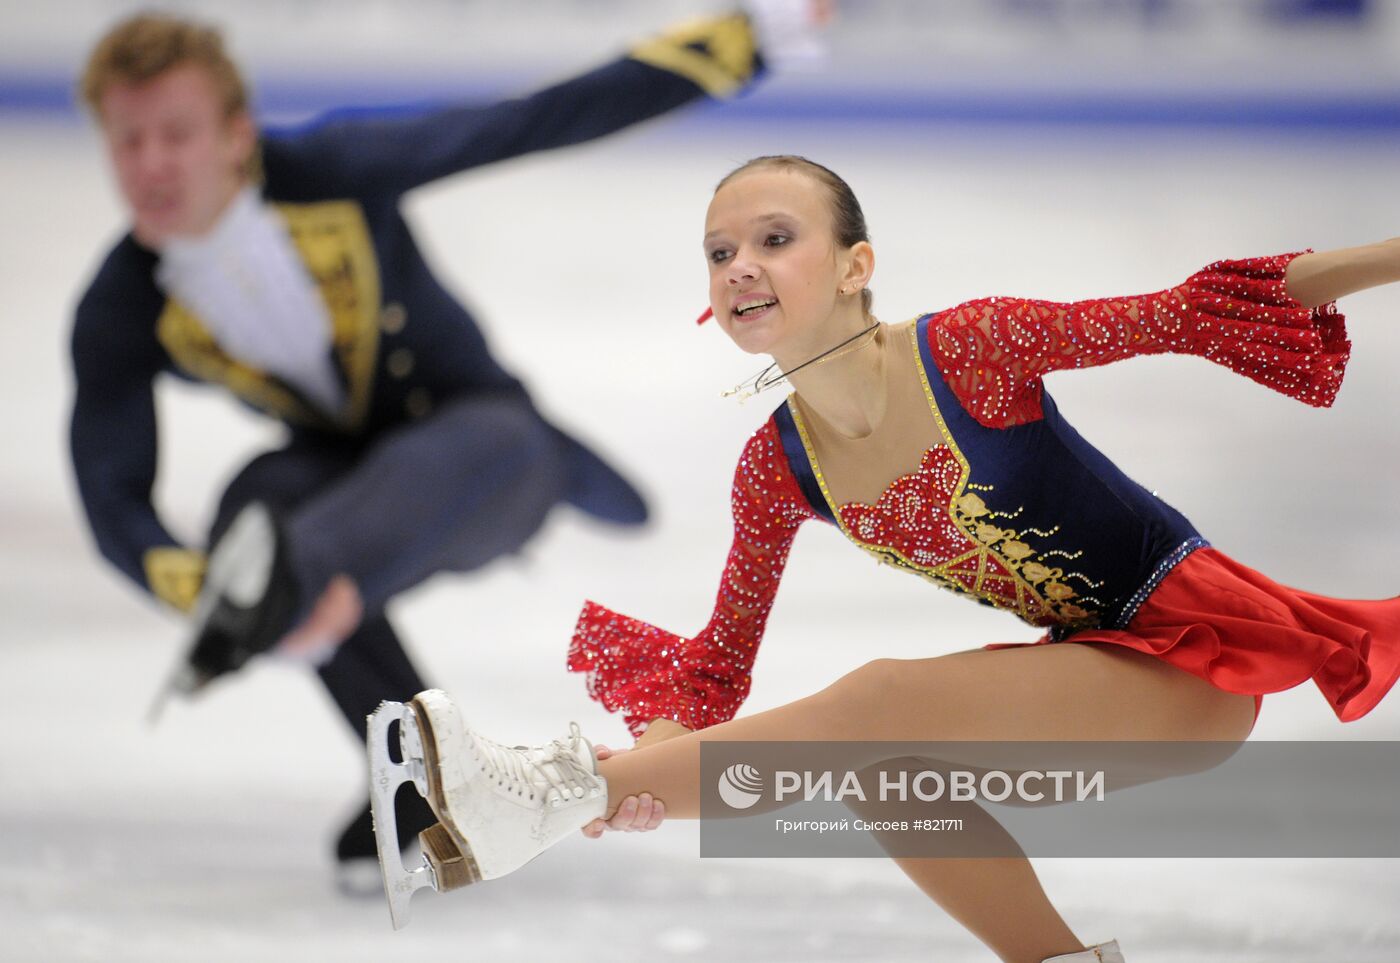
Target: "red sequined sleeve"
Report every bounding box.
[927,252,1351,429]
[567,418,817,738]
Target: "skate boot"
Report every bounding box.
[151,502,299,718]
[1042,940,1125,962]
[366,689,606,928]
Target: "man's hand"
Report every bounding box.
[273,574,362,666]
[744,0,835,72]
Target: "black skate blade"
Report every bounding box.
[145,663,209,726]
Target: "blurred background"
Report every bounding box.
[2,1,1398,960]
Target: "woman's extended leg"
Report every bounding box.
[598,642,1256,817]
[839,757,1081,962]
[593,643,1255,963]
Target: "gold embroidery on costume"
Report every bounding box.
[155,200,382,432]
[783,322,1101,630]
[143,546,207,613]
[629,14,758,99]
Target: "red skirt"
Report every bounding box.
[988,547,1400,725]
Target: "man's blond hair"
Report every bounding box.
[80,13,248,118]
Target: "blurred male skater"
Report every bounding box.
[70,6,816,885]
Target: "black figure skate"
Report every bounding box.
[150,502,298,720]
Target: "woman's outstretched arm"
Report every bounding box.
[1285,237,1400,308]
[567,417,819,738]
[927,251,1351,428]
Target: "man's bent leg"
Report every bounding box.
[283,397,567,617]
[214,442,430,724]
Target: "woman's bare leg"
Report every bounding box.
[841,760,1083,963]
[599,643,1255,815]
[595,644,1256,963]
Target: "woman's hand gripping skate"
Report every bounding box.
[581,718,691,838]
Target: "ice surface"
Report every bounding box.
[2,114,1399,961]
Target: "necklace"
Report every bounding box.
[722,321,881,403]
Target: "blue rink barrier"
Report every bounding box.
[8,69,1400,132]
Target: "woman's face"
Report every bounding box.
[703,167,860,360]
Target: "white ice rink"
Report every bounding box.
[4,47,1400,963]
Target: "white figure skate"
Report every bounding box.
[366,689,607,928]
[1043,940,1125,962]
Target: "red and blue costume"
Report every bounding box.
[570,252,1400,736]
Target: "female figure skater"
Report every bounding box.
[370,156,1400,960]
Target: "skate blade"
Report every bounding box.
[145,663,207,726]
[366,700,440,929]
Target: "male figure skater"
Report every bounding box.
[70,7,815,885]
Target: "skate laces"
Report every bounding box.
[475,723,600,806]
